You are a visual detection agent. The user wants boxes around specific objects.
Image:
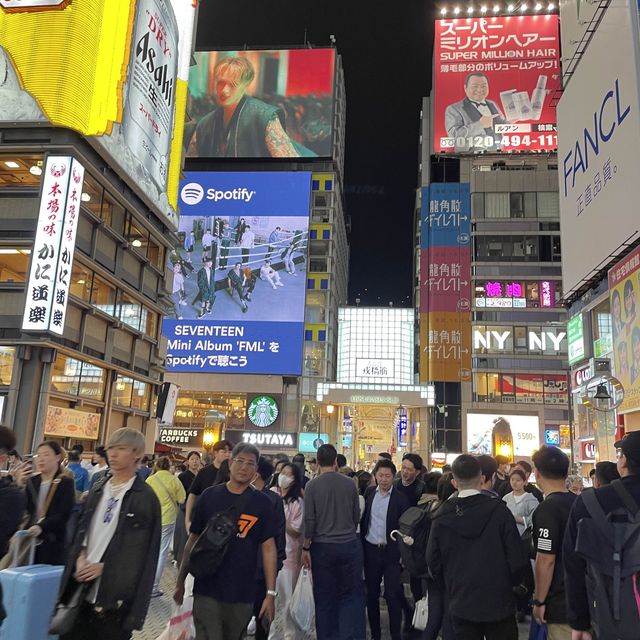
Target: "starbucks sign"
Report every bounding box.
[247,395,279,428]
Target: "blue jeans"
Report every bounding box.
[311,541,366,640]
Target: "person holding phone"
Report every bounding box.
[24,441,75,565]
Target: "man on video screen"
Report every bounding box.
[445,72,506,152]
[187,56,314,158]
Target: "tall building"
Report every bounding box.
[557,0,640,469]
[161,48,349,455]
[416,10,570,465]
[0,1,197,452]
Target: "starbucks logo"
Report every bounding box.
[248,396,279,428]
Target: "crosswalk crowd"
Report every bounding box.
[0,423,639,640]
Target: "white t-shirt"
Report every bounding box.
[84,476,136,601]
[37,479,52,517]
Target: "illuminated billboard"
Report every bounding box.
[0,0,197,230]
[609,246,640,414]
[433,15,560,153]
[185,48,336,159]
[163,172,311,375]
[467,412,540,458]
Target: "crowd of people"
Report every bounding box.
[0,425,639,640]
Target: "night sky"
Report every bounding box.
[197,0,436,306]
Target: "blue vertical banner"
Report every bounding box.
[163,172,311,375]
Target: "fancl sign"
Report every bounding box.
[558,0,640,294]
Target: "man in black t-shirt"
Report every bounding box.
[531,446,576,640]
[184,439,232,532]
[174,443,277,639]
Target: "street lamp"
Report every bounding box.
[202,430,216,450]
[326,404,335,415]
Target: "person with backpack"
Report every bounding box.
[563,431,640,640]
[174,442,277,639]
[360,458,409,640]
[146,456,186,597]
[426,455,529,639]
[528,446,575,639]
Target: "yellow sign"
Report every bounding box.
[609,246,640,414]
[420,312,472,383]
[45,405,100,440]
[0,0,196,230]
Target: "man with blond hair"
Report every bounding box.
[187,55,305,158]
[56,428,161,640]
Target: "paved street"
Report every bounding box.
[135,564,530,640]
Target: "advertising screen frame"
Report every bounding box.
[433,14,561,155]
[185,47,337,161]
[466,412,541,457]
[163,171,311,376]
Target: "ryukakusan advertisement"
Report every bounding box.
[163,172,311,375]
[433,15,560,153]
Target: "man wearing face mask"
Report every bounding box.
[251,456,287,640]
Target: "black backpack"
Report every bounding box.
[575,481,640,640]
[188,487,254,580]
[394,500,438,577]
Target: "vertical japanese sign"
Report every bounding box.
[22,156,84,334]
[609,246,640,414]
[420,183,472,383]
[121,0,178,192]
[433,15,560,153]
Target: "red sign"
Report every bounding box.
[434,15,560,154]
[420,246,471,313]
[581,440,596,461]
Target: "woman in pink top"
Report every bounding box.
[270,462,304,640]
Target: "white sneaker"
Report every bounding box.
[277,282,284,287]
[247,617,257,636]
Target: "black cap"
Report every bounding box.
[614,432,640,462]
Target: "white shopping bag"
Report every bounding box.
[289,568,316,635]
[156,575,195,640]
[412,595,429,631]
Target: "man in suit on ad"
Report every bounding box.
[361,459,410,640]
[445,72,507,152]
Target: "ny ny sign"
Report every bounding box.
[473,330,566,352]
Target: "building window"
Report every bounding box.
[322,229,331,240]
[537,192,560,218]
[0,347,15,386]
[471,193,485,218]
[70,263,93,302]
[80,173,103,219]
[131,380,150,411]
[113,376,134,407]
[307,278,315,290]
[320,278,329,290]
[118,291,142,331]
[485,193,509,218]
[312,180,320,191]
[0,247,30,283]
[51,355,106,400]
[91,275,116,316]
[127,219,148,257]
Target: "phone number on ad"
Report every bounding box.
[439,133,557,149]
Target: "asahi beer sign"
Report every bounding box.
[122,0,178,191]
[22,156,85,335]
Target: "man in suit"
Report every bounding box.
[196,255,215,318]
[361,459,410,640]
[445,72,507,152]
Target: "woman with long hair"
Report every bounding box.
[269,462,304,640]
[25,440,75,565]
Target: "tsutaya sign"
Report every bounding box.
[473,329,566,351]
[240,432,297,448]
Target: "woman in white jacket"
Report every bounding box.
[502,468,539,536]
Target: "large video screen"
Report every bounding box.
[185,48,336,159]
[467,412,540,458]
[163,171,311,375]
[433,15,560,154]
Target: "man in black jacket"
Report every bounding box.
[563,431,640,639]
[251,456,287,640]
[361,459,409,640]
[57,428,161,640]
[0,425,25,556]
[426,455,529,640]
